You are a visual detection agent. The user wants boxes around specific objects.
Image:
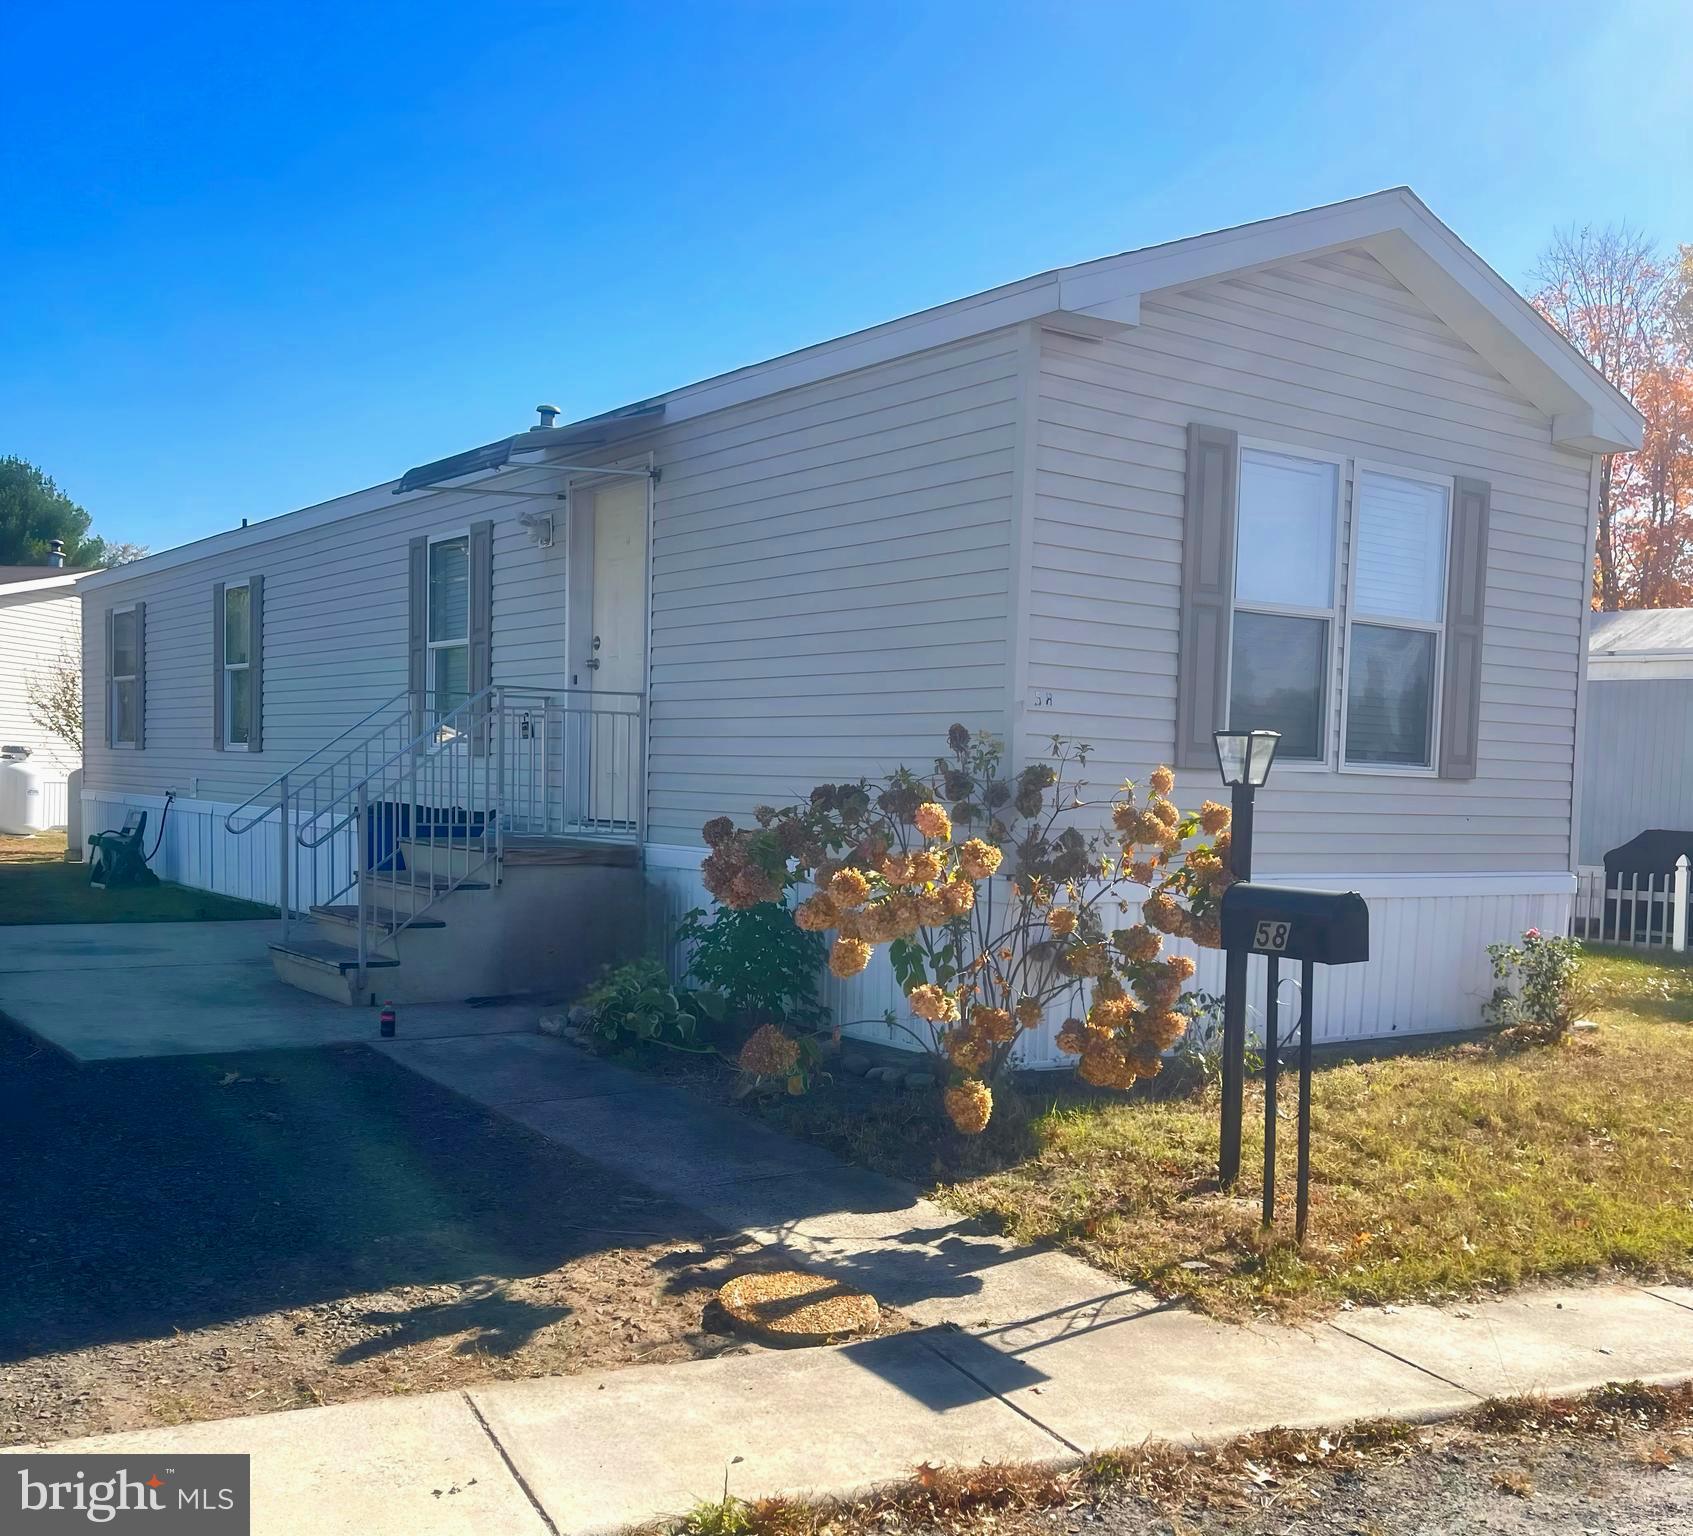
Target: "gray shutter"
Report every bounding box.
[248,574,264,753]
[468,520,494,756]
[408,535,428,733]
[133,601,146,751]
[211,583,226,751]
[102,607,113,749]
[1174,422,1240,769]
[1438,476,1491,780]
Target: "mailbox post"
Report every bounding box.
[1218,883,1369,1240]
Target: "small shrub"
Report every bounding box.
[1483,928,1584,1043]
[579,958,726,1052]
[1171,989,1263,1092]
[678,898,829,1030]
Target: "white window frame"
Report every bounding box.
[1337,460,1454,778]
[108,602,140,750]
[222,580,254,752]
[426,529,472,722]
[1226,437,1347,772]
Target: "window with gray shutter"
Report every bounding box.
[1437,476,1490,780]
[1175,423,1240,768]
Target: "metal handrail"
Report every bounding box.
[223,687,414,834]
[295,684,500,849]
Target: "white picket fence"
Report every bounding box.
[1572,856,1690,952]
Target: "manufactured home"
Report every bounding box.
[1,552,90,831]
[77,189,1642,1050]
[1577,608,1693,867]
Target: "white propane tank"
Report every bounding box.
[0,746,54,836]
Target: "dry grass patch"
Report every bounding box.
[656,1380,1693,1536]
[933,948,1693,1318]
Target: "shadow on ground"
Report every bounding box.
[0,1018,719,1366]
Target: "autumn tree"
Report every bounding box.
[1530,226,1693,609]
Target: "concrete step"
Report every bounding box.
[268,937,399,1006]
[310,904,447,936]
[358,871,492,917]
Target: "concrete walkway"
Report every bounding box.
[11,1021,1693,1534]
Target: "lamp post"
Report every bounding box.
[1212,728,1280,1187]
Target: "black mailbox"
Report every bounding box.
[1219,883,1370,966]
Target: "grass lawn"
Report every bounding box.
[927,947,1693,1318]
[0,829,274,924]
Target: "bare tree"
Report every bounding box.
[25,643,83,755]
[1530,224,1671,609]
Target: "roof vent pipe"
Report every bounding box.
[532,404,560,432]
[46,540,64,568]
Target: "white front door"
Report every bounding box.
[586,478,646,825]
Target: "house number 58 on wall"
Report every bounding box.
[1253,920,1292,952]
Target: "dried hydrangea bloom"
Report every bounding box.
[940,877,976,916]
[943,1027,992,1074]
[1055,1019,1088,1055]
[1113,923,1161,964]
[1149,765,1175,797]
[702,816,736,848]
[1198,800,1230,835]
[738,1023,801,1077]
[829,937,873,978]
[944,1079,993,1135]
[827,867,872,908]
[972,1006,1016,1044]
[1015,998,1043,1030]
[956,838,1003,880]
[794,892,839,932]
[913,802,953,842]
[1151,797,1179,829]
[908,983,959,1024]
[1048,906,1077,937]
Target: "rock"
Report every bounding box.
[716,1271,880,1345]
[537,1013,566,1037]
[567,1003,595,1029]
[840,1052,872,1076]
[1571,1018,1600,1032]
[903,1071,936,1092]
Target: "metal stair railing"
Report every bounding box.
[223,688,419,940]
[295,684,505,988]
[227,683,648,989]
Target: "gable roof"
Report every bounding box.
[0,566,94,598]
[1590,608,1693,659]
[83,187,1643,593]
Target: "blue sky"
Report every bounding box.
[2,1,1688,555]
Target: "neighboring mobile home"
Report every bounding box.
[1577,608,1693,867]
[0,553,89,829]
[76,189,1642,1049]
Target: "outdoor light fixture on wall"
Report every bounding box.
[1212,727,1280,1188]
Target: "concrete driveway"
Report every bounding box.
[0,920,537,1060]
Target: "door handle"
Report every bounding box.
[583,657,601,670]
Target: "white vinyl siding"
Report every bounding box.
[0,588,82,774]
[81,472,568,804]
[1025,248,1592,875]
[643,330,1020,845]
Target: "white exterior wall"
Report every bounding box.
[79,467,569,896]
[0,585,82,785]
[1021,249,1593,876]
[642,329,1020,845]
[1577,677,1693,864]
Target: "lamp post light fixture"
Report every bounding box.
[1212,728,1280,1187]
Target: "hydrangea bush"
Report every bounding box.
[700,727,1234,1133]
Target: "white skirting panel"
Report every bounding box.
[80,791,353,910]
[643,845,1575,1062]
